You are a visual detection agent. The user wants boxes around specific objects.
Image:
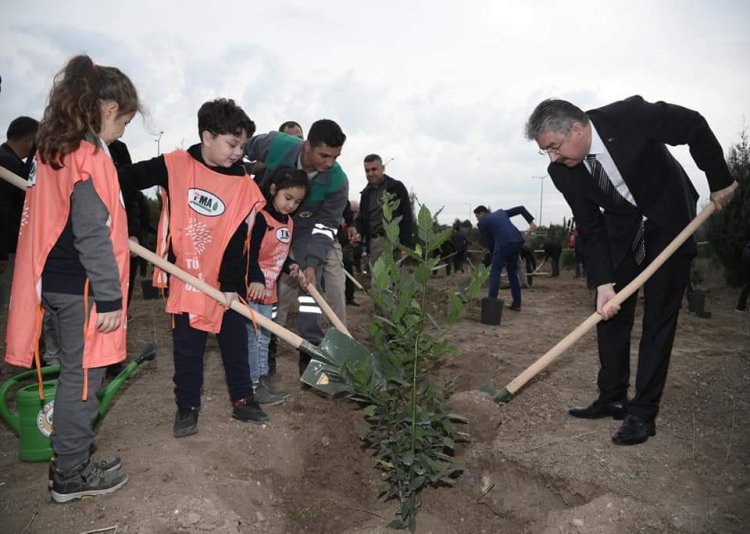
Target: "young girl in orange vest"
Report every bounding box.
[117,98,267,438]
[4,55,140,502]
[245,166,308,406]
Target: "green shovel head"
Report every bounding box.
[300,328,373,395]
[300,359,348,396]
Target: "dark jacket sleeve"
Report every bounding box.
[355,189,368,237]
[118,157,168,247]
[117,156,169,198]
[218,222,248,293]
[301,172,348,269]
[626,96,733,192]
[247,215,267,285]
[244,132,275,163]
[392,181,413,247]
[505,206,535,225]
[477,219,493,254]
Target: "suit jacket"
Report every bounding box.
[477,206,534,253]
[548,96,732,286]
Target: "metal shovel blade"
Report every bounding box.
[300,328,373,394]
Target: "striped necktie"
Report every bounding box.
[586,154,646,265]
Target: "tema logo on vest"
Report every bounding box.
[187,188,226,217]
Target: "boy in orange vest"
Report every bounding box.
[118,98,267,437]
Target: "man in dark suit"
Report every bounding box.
[525,96,736,445]
[474,205,536,311]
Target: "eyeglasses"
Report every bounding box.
[538,131,570,156]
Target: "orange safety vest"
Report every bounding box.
[153,151,264,333]
[5,140,130,370]
[253,209,293,305]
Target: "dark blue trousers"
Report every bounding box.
[488,242,522,306]
[172,310,253,408]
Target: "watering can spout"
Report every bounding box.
[95,343,157,423]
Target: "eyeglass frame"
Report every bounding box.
[538,130,572,156]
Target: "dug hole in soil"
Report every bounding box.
[1,259,748,533]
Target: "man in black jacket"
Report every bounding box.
[0,116,39,309]
[355,154,412,277]
[525,96,736,446]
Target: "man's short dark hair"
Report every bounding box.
[363,154,382,164]
[473,205,489,215]
[307,119,346,148]
[278,120,302,133]
[7,116,39,140]
[197,98,255,139]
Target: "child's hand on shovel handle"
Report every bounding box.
[222,292,239,309]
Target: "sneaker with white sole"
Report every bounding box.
[50,458,128,503]
[49,456,122,488]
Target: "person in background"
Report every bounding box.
[355,154,413,280]
[0,116,39,310]
[519,242,537,288]
[542,240,562,277]
[450,223,469,274]
[525,96,735,445]
[279,120,303,138]
[349,200,364,274]
[474,205,536,311]
[340,201,359,306]
[5,54,139,502]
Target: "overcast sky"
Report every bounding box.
[1,0,748,228]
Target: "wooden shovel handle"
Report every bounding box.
[130,242,306,349]
[503,200,721,397]
[0,164,306,351]
[0,166,26,189]
[343,269,366,292]
[305,284,350,337]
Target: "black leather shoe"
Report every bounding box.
[612,414,655,445]
[568,399,626,420]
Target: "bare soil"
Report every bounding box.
[1,261,748,533]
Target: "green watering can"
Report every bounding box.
[0,343,156,462]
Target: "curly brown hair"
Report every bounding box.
[37,55,141,169]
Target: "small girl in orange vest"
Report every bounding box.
[246,166,308,406]
[4,55,140,502]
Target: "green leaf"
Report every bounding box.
[401,449,415,466]
[446,293,463,323]
[417,204,433,231]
